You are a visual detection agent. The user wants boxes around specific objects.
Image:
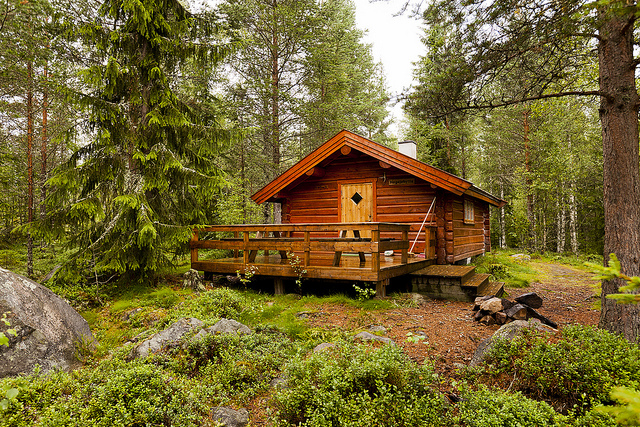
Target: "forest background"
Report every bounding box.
[0,0,625,329]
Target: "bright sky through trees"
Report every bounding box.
[353,0,422,136]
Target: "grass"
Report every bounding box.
[472,249,541,288]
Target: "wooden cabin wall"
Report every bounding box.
[280,154,437,253]
[451,197,490,262]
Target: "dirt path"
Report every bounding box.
[306,261,600,377]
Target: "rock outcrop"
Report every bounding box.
[210,407,249,427]
[0,268,96,377]
[470,320,554,366]
[129,317,204,359]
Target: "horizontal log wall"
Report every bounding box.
[451,197,489,262]
[281,154,437,255]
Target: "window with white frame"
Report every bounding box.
[464,200,474,224]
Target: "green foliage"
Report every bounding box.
[170,287,247,324]
[0,312,17,347]
[470,325,640,410]
[472,250,538,288]
[271,343,446,426]
[0,358,205,426]
[587,253,640,304]
[352,283,376,301]
[158,327,297,404]
[598,386,640,425]
[452,386,560,427]
[39,0,234,281]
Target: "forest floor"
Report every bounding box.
[308,261,599,374]
[245,261,601,425]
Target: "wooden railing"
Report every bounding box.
[190,222,415,272]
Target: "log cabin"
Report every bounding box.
[251,129,506,265]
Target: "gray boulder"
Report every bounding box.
[470,320,553,366]
[0,267,96,377]
[211,407,249,427]
[129,317,204,359]
[354,331,395,346]
[193,318,251,341]
[313,342,336,353]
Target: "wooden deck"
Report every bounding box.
[193,253,431,282]
[190,222,436,296]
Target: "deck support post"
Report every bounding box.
[376,278,389,298]
[274,278,284,295]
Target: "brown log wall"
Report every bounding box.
[281,155,437,254]
[451,197,489,262]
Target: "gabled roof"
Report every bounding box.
[251,130,506,207]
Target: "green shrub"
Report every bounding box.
[470,325,640,411]
[487,263,509,280]
[156,326,297,404]
[452,386,560,427]
[169,287,246,324]
[271,342,446,426]
[0,359,204,426]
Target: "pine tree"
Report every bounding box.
[43,0,233,278]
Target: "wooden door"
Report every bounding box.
[341,183,374,237]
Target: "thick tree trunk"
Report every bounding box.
[598,8,640,341]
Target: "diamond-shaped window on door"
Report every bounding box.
[351,192,363,205]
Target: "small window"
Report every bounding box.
[464,200,474,224]
[351,192,363,205]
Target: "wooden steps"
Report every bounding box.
[410,265,501,302]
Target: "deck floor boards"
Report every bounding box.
[193,253,432,282]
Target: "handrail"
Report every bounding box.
[190,222,411,272]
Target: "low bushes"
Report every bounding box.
[271,343,446,426]
[466,324,640,411]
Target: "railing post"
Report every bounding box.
[371,228,380,272]
[304,230,310,266]
[243,231,249,266]
[234,230,239,258]
[191,228,199,264]
[401,228,408,264]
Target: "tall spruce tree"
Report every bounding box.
[43,0,232,278]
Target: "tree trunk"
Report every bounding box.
[271,0,281,224]
[26,60,34,278]
[41,61,48,220]
[598,7,640,341]
[569,180,578,254]
[541,207,547,252]
[523,109,535,251]
[500,182,506,249]
[557,190,566,253]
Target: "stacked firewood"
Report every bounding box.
[472,292,557,329]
